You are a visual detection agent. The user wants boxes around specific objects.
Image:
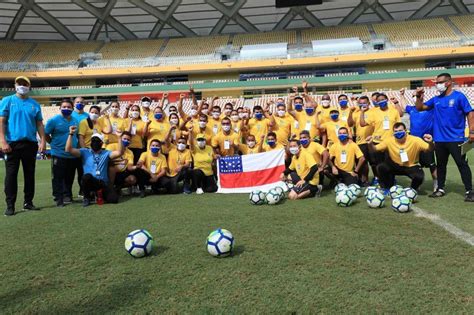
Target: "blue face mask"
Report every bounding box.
[300,138,309,146]
[339,100,348,107]
[154,113,163,120]
[122,140,130,147]
[75,103,84,111]
[378,100,388,108]
[267,140,276,147]
[151,147,160,154]
[394,131,406,139]
[330,114,339,120]
[294,104,303,111]
[305,108,314,115]
[255,112,263,120]
[61,109,72,117]
[338,134,349,142]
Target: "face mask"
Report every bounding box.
[170,118,179,125]
[247,141,256,148]
[224,109,232,115]
[201,109,209,115]
[299,138,309,146]
[305,108,314,115]
[197,140,206,148]
[330,114,339,120]
[16,85,29,95]
[339,100,348,107]
[142,102,150,108]
[154,113,163,120]
[240,113,249,119]
[75,103,84,111]
[277,110,286,117]
[89,113,99,121]
[378,100,388,109]
[91,139,102,151]
[436,83,447,93]
[321,100,330,107]
[222,125,231,132]
[199,121,207,128]
[61,109,72,117]
[289,147,299,155]
[255,112,263,120]
[177,143,186,151]
[267,140,276,147]
[294,104,303,111]
[394,131,406,139]
[231,115,239,122]
[151,147,160,154]
[130,111,139,119]
[121,139,130,147]
[190,109,198,116]
[372,100,378,107]
[212,112,220,119]
[338,134,349,142]
[111,108,119,115]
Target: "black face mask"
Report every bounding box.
[91,139,102,152]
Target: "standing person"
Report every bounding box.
[44,99,79,207]
[104,101,126,148]
[71,96,88,198]
[415,73,474,201]
[78,106,111,148]
[272,99,294,146]
[211,117,239,157]
[0,76,46,216]
[127,104,147,164]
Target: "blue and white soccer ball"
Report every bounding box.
[206,228,234,257]
[345,188,358,202]
[402,187,418,203]
[389,185,404,199]
[364,186,380,198]
[366,191,385,208]
[348,184,362,198]
[285,182,294,192]
[334,183,348,194]
[125,229,154,258]
[266,188,282,205]
[391,195,412,213]
[249,190,266,205]
[274,186,285,199]
[336,191,353,207]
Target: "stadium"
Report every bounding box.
[0,0,473,313]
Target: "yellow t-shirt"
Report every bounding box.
[353,109,374,145]
[273,114,294,146]
[128,119,146,149]
[295,111,319,139]
[105,116,126,145]
[339,107,351,123]
[262,143,284,152]
[365,107,401,143]
[289,150,319,186]
[192,145,214,176]
[238,144,261,155]
[211,131,239,156]
[318,106,336,125]
[329,141,364,173]
[147,120,171,147]
[248,118,271,142]
[192,126,214,145]
[209,118,222,136]
[78,118,107,148]
[301,141,326,165]
[165,145,192,177]
[321,120,350,146]
[140,108,154,122]
[375,135,430,167]
[107,143,134,172]
[138,151,167,175]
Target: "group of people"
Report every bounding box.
[1,72,473,215]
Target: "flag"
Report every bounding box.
[217,149,286,193]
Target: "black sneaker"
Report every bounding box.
[63,197,72,204]
[23,203,40,211]
[465,191,474,202]
[429,189,445,198]
[4,208,15,216]
[82,198,91,207]
[139,190,146,198]
[56,200,65,207]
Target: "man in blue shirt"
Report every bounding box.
[416,72,474,201]
[45,99,78,207]
[66,127,124,207]
[0,76,46,216]
[71,96,88,199]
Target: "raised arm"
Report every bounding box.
[347,106,357,128]
[109,131,124,159]
[415,87,429,111]
[178,93,187,119]
[66,126,81,157]
[359,107,369,127]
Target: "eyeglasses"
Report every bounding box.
[221,123,231,126]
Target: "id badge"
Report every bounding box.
[96,170,101,176]
[305,121,312,131]
[112,122,117,132]
[131,124,137,135]
[294,121,299,130]
[213,125,218,135]
[341,114,348,122]
[150,162,157,174]
[383,118,390,130]
[224,140,230,150]
[400,149,409,163]
[341,151,347,164]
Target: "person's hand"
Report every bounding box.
[104,113,110,119]
[0,140,11,153]
[360,105,368,112]
[212,96,219,101]
[188,125,194,132]
[163,93,168,98]
[69,126,77,134]
[423,134,433,143]
[415,87,425,97]
[317,166,324,173]
[175,166,182,173]
[149,175,158,183]
[296,179,305,188]
[302,81,308,90]
[350,106,357,112]
[115,129,123,137]
[125,102,131,110]
[38,140,46,153]
[366,135,373,143]
[292,86,298,94]
[186,116,192,122]
[260,134,265,142]
[332,166,339,176]
[350,171,357,177]
[189,86,195,94]
[179,93,186,100]
[170,125,177,130]
[399,88,405,96]
[146,119,151,125]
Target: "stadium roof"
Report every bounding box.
[1,0,473,41]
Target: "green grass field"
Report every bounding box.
[1,158,473,313]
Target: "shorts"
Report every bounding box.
[368,143,385,166]
[292,182,319,197]
[358,144,370,161]
[419,150,436,168]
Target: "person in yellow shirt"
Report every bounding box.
[190,114,213,145]
[139,96,153,122]
[328,127,366,186]
[246,105,275,143]
[78,105,112,148]
[318,109,352,148]
[209,106,222,136]
[368,122,434,191]
[105,101,126,147]
[135,139,168,197]
[108,131,138,191]
[299,130,329,175]
[289,99,319,141]
[178,87,200,129]
[126,105,147,164]
[318,94,335,125]
[281,139,322,200]
[238,134,264,155]
[188,130,217,194]
[262,132,284,152]
[163,135,192,194]
[222,102,234,118]
[272,100,294,146]
[337,94,351,123]
[211,117,239,157]
[230,109,243,134]
[287,94,305,135]
[145,106,171,148]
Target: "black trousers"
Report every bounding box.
[377,159,424,190]
[81,173,118,204]
[190,169,217,192]
[166,168,191,194]
[333,168,359,185]
[51,156,76,201]
[130,148,145,165]
[435,142,472,192]
[4,141,38,209]
[72,157,84,194]
[135,168,168,192]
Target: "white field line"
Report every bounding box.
[412,205,474,247]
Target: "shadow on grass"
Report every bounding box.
[231,245,245,257]
[151,245,170,256]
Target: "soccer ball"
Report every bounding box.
[364,186,380,198]
[285,182,294,192]
[274,186,285,198]
[345,189,358,202]
[124,229,154,258]
[402,187,418,203]
[249,190,266,205]
[391,195,412,213]
[334,183,348,194]
[389,185,404,199]
[366,191,385,208]
[207,228,234,257]
[348,184,362,198]
[336,191,353,207]
[265,189,282,205]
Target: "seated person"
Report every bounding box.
[163,133,192,194]
[188,129,217,194]
[262,132,284,151]
[281,139,321,200]
[108,131,138,192]
[65,127,123,207]
[135,139,168,197]
[239,134,264,155]
[368,122,434,192]
[328,127,365,186]
[318,109,351,148]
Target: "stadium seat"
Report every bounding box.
[160,36,229,57]
[28,41,102,63]
[232,31,297,47]
[449,15,474,38]
[0,41,34,62]
[99,39,165,60]
[301,25,371,43]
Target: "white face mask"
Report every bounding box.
[212,112,220,119]
[177,143,186,151]
[190,109,198,116]
[247,141,256,148]
[224,109,232,115]
[222,125,231,132]
[111,108,119,115]
[231,115,239,122]
[321,100,330,107]
[289,147,299,155]
[170,118,179,125]
[89,113,99,121]
[197,140,206,148]
[277,110,286,117]
[16,85,29,95]
[436,83,447,93]
[199,121,207,128]
[201,109,209,115]
[130,111,139,119]
[142,102,150,108]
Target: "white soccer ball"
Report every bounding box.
[364,186,380,198]
[366,191,385,208]
[348,184,362,198]
[391,195,412,213]
[124,229,154,258]
[336,191,353,207]
[265,189,282,205]
[389,185,404,199]
[207,228,234,257]
[249,190,266,205]
[334,183,348,194]
[345,188,358,202]
[402,187,418,203]
[285,182,294,192]
[274,186,285,198]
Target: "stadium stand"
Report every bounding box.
[301,25,371,43]
[28,41,102,63]
[232,31,297,47]
[449,15,474,38]
[0,41,34,62]
[160,36,229,57]
[98,39,165,59]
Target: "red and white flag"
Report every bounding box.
[217,149,286,193]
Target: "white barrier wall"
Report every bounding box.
[312,37,363,54]
[240,42,288,59]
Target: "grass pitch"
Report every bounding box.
[1,159,473,313]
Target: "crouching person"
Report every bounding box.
[135,139,168,198]
[108,131,138,192]
[163,132,192,194]
[65,127,123,207]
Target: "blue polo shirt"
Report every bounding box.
[424,90,473,142]
[80,148,111,183]
[0,94,43,143]
[45,114,78,158]
[405,105,434,138]
[72,111,89,123]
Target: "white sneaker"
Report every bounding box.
[196,188,204,195]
